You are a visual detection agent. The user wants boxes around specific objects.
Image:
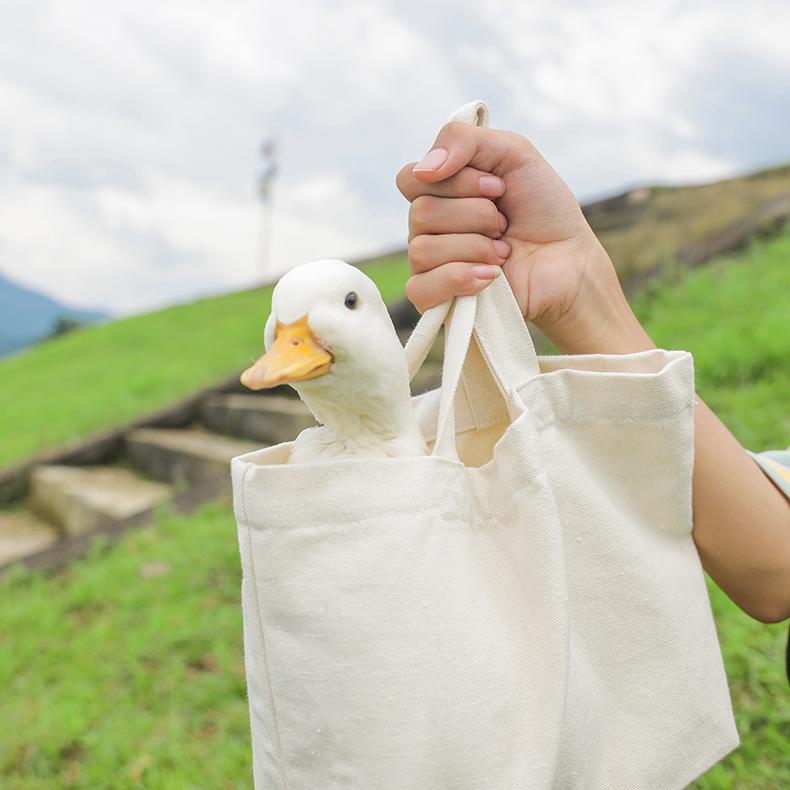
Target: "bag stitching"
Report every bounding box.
[242,464,291,789]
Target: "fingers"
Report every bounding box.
[408,123,536,184]
[397,124,537,314]
[409,196,508,240]
[409,233,510,274]
[405,263,502,314]
[396,163,505,201]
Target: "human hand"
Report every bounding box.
[396,123,654,354]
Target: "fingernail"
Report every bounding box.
[498,212,508,233]
[479,174,505,197]
[473,264,501,280]
[412,148,448,172]
[493,239,510,258]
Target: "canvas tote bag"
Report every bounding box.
[231,103,738,789]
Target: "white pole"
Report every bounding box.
[258,137,277,282]
[258,192,273,281]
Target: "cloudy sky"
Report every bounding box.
[1,0,789,315]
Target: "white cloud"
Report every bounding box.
[0,0,789,314]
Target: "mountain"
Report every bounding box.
[0,273,108,356]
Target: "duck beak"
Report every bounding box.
[240,316,333,390]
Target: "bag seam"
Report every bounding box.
[242,464,291,789]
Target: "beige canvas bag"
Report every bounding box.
[231,103,738,789]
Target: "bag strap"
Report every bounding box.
[404,101,541,460]
[405,299,451,380]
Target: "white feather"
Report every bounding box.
[266,259,427,463]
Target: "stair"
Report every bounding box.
[201,394,315,444]
[29,465,172,536]
[125,427,259,487]
[1,301,440,573]
[0,511,59,567]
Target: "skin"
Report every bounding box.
[396,122,790,624]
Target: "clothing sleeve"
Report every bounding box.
[747,447,790,500]
[746,446,790,686]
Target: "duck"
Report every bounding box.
[240,259,428,463]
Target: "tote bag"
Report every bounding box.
[231,105,738,789]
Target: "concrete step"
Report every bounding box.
[0,510,60,567]
[29,465,173,537]
[201,394,315,444]
[125,427,259,487]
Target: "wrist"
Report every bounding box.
[540,237,656,355]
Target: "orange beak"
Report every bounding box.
[240,316,333,390]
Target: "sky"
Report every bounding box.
[1,0,789,316]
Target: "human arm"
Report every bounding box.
[396,122,790,623]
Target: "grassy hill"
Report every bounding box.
[2,231,788,787]
[0,254,409,469]
[1,162,789,470]
[586,162,790,288]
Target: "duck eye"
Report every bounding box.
[344,291,358,309]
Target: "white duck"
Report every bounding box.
[240,259,427,463]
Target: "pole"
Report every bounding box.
[258,137,277,282]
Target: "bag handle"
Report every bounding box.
[404,101,541,460]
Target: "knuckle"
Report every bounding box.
[487,238,502,262]
[441,120,468,138]
[509,129,535,152]
[395,163,415,196]
[409,194,433,229]
[461,276,483,295]
[449,264,474,291]
[408,234,432,269]
[484,200,500,234]
[404,276,426,310]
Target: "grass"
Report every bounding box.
[1,233,789,787]
[0,253,409,470]
[0,501,251,789]
[632,229,790,450]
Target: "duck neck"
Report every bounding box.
[296,370,419,444]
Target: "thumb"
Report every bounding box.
[411,122,536,183]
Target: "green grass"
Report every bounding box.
[632,229,790,450]
[1,236,789,787]
[693,583,789,789]
[0,501,251,789]
[0,253,409,470]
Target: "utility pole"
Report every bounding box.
[258,136,277,281]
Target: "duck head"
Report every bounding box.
[241,259,414,436]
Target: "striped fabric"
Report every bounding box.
[749,448,790,500]
[747,447,790,685]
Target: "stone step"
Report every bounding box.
[125,427,259,487]
[0,510,60,567]
[28,465,172,537]
[201,394,315,444]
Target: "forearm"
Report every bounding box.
[543,243,790,623]
[690,398,790,622]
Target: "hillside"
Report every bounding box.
[1,162,789,469]
[0,273,107,356]
[585,162,790,289]
[0,253,408,469]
